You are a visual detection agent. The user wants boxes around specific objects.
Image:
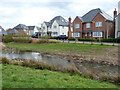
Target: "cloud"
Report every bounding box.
[0,0,119,29]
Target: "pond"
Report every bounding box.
[2,50,119,77]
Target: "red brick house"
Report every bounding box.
[69,8,115,39]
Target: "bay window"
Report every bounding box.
[93,31,103,37]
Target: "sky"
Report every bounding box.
[0,0,119,30]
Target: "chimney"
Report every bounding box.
[114,8,117,19]
[68,17,72,38]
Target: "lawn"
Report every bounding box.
[2,64,120,88]
[5,43,118,65]
[6,43,114,55]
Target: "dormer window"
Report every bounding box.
[75,24,80,28]
[86,23,90,28]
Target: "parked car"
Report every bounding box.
[56,35,68,40]
[31,33,40,38]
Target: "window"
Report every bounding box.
[118,32,120,38]
[72,32,80,37]
[96,22,102,27]
[89,32,91,36]
[54,26,57,29]
[53,32,58,35]
[85,33,87,36]
[86,23,90,28]
[43,27,45,29]
[75,24,80,28]
[93,32,103,37]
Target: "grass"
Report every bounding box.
[2,64,120,88]
[6,43,114,55]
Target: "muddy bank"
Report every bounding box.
[2,46,119,66]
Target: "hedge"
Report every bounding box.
[3,35,14,43]
[68,38,76,41]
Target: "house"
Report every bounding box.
[27,26,40,35]
[7,29,21,35]
[115,2,120,38]
[13,24,29,35]
[69,8,114,39]
[41,16,71,37]
[0,26,7,36]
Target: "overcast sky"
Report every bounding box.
[0,0,119,30]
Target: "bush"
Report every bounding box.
[2,57,10,64]
[78,38,93,41]
[101,38,120,43]
[3,35,14,43]
[49,40,61,43]
[13,34,30,37]
[93,39,101,42]
[13,37,32,43]
[50,37,56,39]
[37,39,49,43]
[68,38,76,41]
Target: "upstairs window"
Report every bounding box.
[54,26,57,29]
[86,23,90,28]
[96,22,102,27]
[75,24,80,28]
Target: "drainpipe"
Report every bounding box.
[68,17,72,38]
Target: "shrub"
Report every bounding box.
[49,40,61,43]
[13,34,30,37]
[3,35,13,43]
[50,37,56,39]
[68,38,76,41]
[37,39,49,43]
[101,38,120,43]
[78,38,93,41]
[13,37,32,43]
[2,57,10,64]
[93,39,101,42]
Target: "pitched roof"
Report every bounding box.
[14,24,29,30]
[0,26,7,35]
[78,16,84,22]
[82,8,113,23]
[44,16,69,27]
[28,26,35,30]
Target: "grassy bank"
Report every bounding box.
[6,43,114,54]
[5,43,118,65]
[2,64,119,88]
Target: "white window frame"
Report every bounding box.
[72,32,80,37]
[85,33,87,36]
[89,32,91,36]
[54,26,57,29]
[93,31,103,37]
[86,23,90,28]
[96,22,102,27]
[75,24,80,28]
[118,32,120,38]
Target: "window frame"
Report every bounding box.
[93,31,103,37]
[75,24,80,29]
[86,23,90,28]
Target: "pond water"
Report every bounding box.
[2,50,119,76]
